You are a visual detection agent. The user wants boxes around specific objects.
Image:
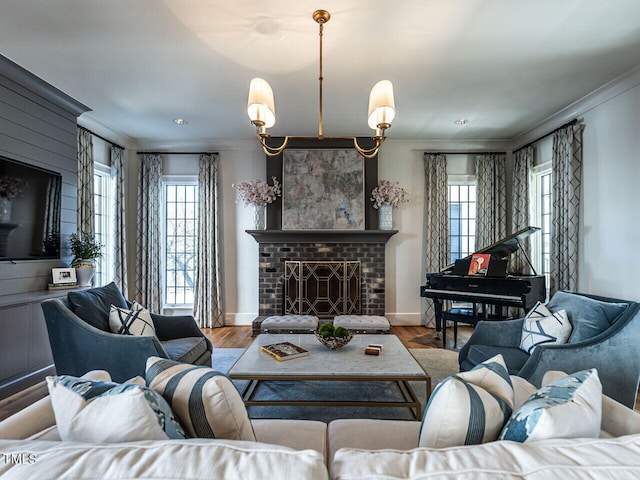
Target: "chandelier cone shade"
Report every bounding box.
[246,10,395,158]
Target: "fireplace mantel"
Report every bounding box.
[246,229,397,244]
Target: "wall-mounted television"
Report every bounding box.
[0,155,61,260]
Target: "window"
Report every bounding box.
[448,182,477,263]
[93,165,112,287]
[532,166,552,288]
[163,181,198,306]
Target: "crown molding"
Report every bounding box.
[0,55,90,117]
[77,114,137,149]
[510,63,640,150]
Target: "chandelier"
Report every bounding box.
[247,10,395,158]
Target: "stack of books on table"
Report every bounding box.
[48,282,79,291]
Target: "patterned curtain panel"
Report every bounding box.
[550,123,584,293]
[111,146,128,298]
[42,176,61,256]
[422,154,449,328]
[475,154,507,248]
[511,146,533,275]
[76,128,94,237]
[194,153,224,328]
[135,154,163,312]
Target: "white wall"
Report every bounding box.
[577,82,640,300]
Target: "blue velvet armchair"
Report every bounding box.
[458,291,640,408]
[41,282,212,383]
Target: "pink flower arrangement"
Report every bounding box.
[233,177,281,206]
[0,176,27,200]
[370,180,410,209]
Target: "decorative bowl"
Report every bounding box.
[314,331,354,350]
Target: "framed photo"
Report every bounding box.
[52,267,77,284]
[282,149,365,230]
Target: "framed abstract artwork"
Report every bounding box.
[282,149,364,230]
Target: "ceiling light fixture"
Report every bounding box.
[454,119,469,125]
[174,118,188,125]
[247,10,395,158]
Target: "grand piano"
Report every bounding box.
[420,226,546,346]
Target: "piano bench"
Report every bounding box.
[442,308,508,348]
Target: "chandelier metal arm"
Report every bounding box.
[353,136,384,159]
[255,129,387,159]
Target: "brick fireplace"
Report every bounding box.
[248,231,396,319]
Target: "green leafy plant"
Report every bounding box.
[69,233,103,267]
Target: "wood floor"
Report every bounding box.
[200,325,473,351]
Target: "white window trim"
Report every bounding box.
[161,176,198,309]
[93,164,113,286]
[530,163,552,278]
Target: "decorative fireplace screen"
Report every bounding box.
[285,261,360,318]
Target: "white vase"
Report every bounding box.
[75,260,96,287]
[252,204,267,230]
[378,204,393,230]
[0,197,11,223]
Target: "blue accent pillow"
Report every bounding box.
[500,369,602,442]
[547,291,628,343]
[68,281,128,331]
[47,375,185,442]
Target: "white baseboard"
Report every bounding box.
[224,313,256,326]
[384,313,423,326]
[224,313,424,326]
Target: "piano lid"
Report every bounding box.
[441,226,541,272]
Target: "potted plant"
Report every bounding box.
[370,180,410,230]
[69,233,104,286]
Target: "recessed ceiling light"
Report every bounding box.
[173,118,188,125]
[454,119,469,125]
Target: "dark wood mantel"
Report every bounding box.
[246,229,398,244]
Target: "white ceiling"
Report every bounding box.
[2,0,640,145]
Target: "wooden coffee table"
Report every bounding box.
[228,334,431,418]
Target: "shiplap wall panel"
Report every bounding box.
[0,68,85,296]
[0,56,88,398]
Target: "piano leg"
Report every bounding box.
[433,299,443,340]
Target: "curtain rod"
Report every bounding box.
[423,151,507,156]
[136,151,219,155]
[77,125,125,150]
[514,118,578,152]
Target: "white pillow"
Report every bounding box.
[520,301,572,354]
[146,356,256,441]
[419,354,514,448]
[109,301,155,336]
[500,368,602,442]
[46,375,185,442]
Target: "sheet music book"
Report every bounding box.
[468,254,491,275]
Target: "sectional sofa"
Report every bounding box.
[1,371,639,479]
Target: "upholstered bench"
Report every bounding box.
[260,315,319,334]
[333,315,390,334]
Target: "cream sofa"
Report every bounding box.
[1,372,640,479]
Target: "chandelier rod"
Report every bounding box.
[317,12,327,137]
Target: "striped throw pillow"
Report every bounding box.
[419,354,514,448]
[145,356,256,441]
